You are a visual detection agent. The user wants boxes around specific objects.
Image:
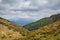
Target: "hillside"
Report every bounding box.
[24,17,49,30]
[0,17,29,36]
[0,24,24,40]
[26,20,60,40]
[24,14,60,31]
[0,14,60,40]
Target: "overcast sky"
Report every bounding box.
[0,0,60,25]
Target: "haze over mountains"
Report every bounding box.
[8,14,60,26]
[9,18,36,26]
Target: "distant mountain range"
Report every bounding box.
[0,14,60,40]
[9,18,36,26]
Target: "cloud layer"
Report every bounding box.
[0,0,60,21]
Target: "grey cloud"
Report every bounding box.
[2,0,17,5]
[0,0,60,25]
[2,0,30,5]
[30,0,60,10]
[44,0,60,10]
[11,9,39,12]
[0,12,5,15]
[0,0,60,19]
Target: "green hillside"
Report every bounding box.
[0,17,30,36]
[24,14,60,31]
[26,20,60,40]
[24,17,49,30]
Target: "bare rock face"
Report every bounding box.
[49,14,60,22]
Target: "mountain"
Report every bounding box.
[9,18,36,26]
[26,20,60,40]
[0,14,60,40]
[0,17,30,36]
[24,17,50,30]
[24,14,60,31]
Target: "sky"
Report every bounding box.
[0,0,60,25]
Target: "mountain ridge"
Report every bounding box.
[0,17,30,36]
[24,14,60,31]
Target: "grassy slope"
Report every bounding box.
[0,24,25,40]
[0,17,30,36]
[26,20,60,40]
